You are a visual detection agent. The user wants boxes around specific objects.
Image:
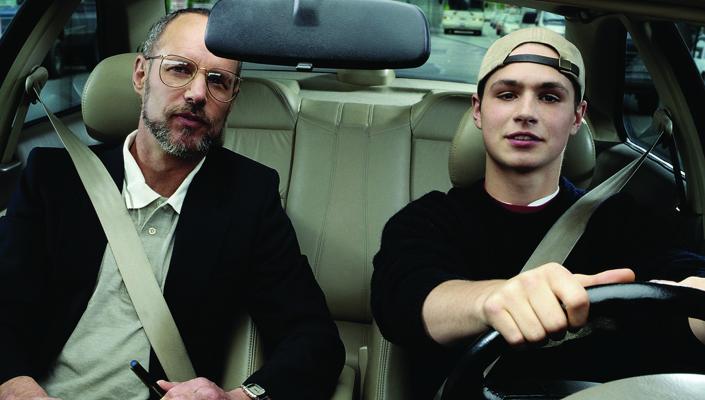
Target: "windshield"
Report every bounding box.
[161,1,560,86]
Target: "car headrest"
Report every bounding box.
[448,108,596,189]
[82,53,141,144]
[227,78,300,130]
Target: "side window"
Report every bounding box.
[24,0,97,122]
[0,1,18,39]
[623,26,704,163]
[623,34,664,157]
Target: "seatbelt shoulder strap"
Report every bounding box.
[521,110,673,272]
[26,66,196,381]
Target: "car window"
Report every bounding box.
[0,0,19,39]
[24,0,97,123]
[623,26,704,165]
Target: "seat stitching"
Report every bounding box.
[260,79,298,126]
[411,92,470,130]
[377,336,390,399]
[311,102,343,278]
[248,323,257,375]
[297,114,340,132]
[363,105,372,316]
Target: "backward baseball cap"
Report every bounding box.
[478,26,585,99]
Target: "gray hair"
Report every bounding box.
[139,8,242,76]
[140,8,211,56]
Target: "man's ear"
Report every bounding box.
[133,55,147,97]
[570,99,588,136]
[471,93,482,129]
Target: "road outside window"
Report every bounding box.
[623,26,704,165]
[0,0,18,39]
[21,0,97,123]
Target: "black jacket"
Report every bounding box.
[0,144,345,399]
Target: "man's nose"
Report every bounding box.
[184,71,208,105]
[513,95,538,125]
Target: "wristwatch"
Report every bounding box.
[241,383,271,400]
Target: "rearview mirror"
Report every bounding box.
[205,0,430,69]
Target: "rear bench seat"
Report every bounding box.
[80,54,594,399]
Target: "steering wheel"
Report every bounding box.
[440,282,705,400]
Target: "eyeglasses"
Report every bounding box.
[144,54,241,103]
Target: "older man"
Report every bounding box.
[372,27,705,397]
[0,8,344,400]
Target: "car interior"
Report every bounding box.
[1,0,705,399]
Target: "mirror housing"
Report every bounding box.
[205,0,430,69]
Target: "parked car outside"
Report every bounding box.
[496,9,523,35]
[442,0,485,35]
[537,10,566,35]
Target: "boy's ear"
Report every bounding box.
[471,93,482,129]
[570,99,588,136]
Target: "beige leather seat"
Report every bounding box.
[224,78,300,203]
[281,90,487,399]
[286,98,413,397]
[410,91,473,199]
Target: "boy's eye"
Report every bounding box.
[540,94,561,103]
[497,92,516,100]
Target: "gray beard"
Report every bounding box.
[142,109,220,159]
[141,82,223,159]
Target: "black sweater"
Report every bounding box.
[372,178,705,397]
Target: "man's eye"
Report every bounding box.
[207,73,233,90]
[165,62,193,76]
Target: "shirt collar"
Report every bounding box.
[122,130,206,214]
[527,186,560,207]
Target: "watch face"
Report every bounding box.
[247,384,266,396]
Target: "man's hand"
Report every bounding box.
[157,378,251,400]
[0,376,59,400]
[478,263,636,345]
[651,276,705,345]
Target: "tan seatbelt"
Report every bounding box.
[521,110,672,272]
[1,92,30,164]
[25,66,196,381]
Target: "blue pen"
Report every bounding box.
[129,360,167,397]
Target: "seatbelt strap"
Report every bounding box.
[521,110,672,272]
[1,89,31,163]
[26,67,196,381]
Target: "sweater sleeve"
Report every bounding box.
[371,191,467,349]
[593,194,705,281]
